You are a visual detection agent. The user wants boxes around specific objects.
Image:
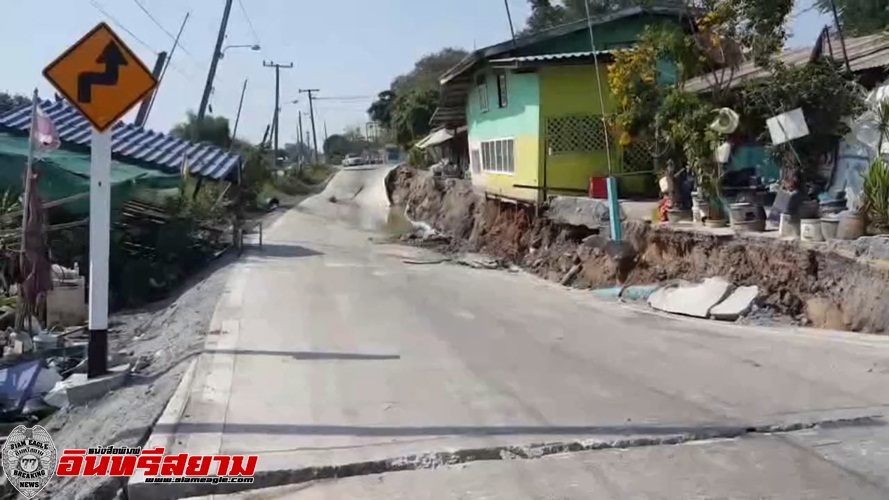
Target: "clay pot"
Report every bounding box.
[837,212,866,240]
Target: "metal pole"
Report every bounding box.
[16,91,39,332]
[582,0,620,241]
[198,0,234,120]
[231,78,248,144]
[147,12,189,123]
[88,128,112,378]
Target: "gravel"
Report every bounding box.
[36,253,234,500]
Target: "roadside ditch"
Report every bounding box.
[386,166,889,334]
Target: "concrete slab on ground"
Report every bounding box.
[647,277,732,318]
[711,285,760,321]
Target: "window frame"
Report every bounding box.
[496,71,508,108]
[479,138,516,175]
[476,74,489,113]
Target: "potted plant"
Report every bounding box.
[858,156,889,236]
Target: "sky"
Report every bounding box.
[3,0,830,145]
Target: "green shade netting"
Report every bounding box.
[0,134,181,216]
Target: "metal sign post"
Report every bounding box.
[43,22,157,378]
[88,129,111,378]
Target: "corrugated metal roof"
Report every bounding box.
[439,5,694,85]
[0,99,240,180]
[489,51,611,64]
[683,34,889,93]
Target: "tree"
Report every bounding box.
[521,0,673,34]
[170,112,232,149]
[368,90,396,129]
[525,0,568,33]
[323,133,370,163]
[0,92,31,117]
[368,48,469,148]
[284,142,314,164]
[815,0,889,36]
[390,48,469,93]
[391,88,440,146]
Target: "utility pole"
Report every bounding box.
[298,110,304,164]
[146,12,189,124]
[299,88,320,164]
[265,61,294,166]
[135,51,167,127]
[198,0,233,121]
[230,78,248,145]
[324,120,329,144]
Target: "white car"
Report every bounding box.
[342,155,364,167]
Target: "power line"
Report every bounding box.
[237,0,261,45]
[130,0,202,63]
[313,95,376,101]
[89,0,198,79]
[90,0,156,54]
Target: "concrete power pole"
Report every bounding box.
[298,111,305,164]
[230,78,249,144]
[264,61,294,167]
[299,88,320,164]
[135,51,167,127]
[198,0,234,121]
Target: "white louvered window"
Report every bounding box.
[480,138,515,174]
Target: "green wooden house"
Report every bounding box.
[432,6,694,202]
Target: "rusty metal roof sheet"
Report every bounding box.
[683,34,889,93]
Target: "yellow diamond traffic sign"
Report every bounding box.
[43,22,158,132]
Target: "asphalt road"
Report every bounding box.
[139,166,889,500]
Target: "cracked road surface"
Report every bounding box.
[136,167,889,499]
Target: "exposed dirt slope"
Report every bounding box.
[387,166,889,334]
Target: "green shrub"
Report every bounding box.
[863,157,889,233]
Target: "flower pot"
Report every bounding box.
[705,218,727,228]
[729,202,758,224]
[821,217,840,240]
[837,212,866,240]
[667,208,690,223]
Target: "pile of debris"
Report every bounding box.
[0,321,137,431]
[0,264,136,429]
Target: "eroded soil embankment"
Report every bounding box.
[387,166,889,334]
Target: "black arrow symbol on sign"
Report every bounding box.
[77,41,128,103]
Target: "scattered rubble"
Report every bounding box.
[388,166,889,333]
